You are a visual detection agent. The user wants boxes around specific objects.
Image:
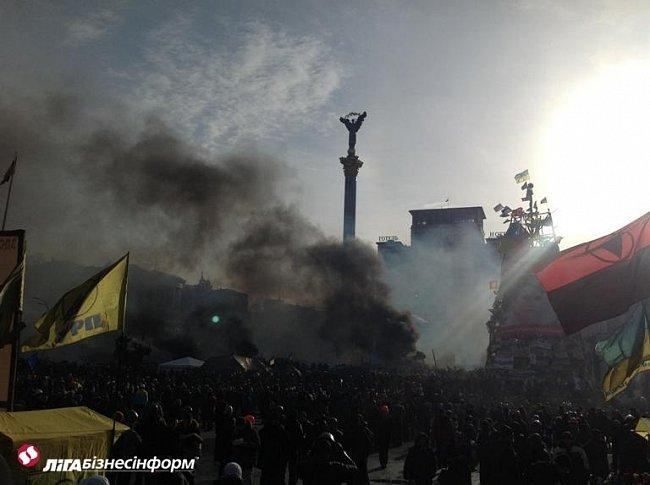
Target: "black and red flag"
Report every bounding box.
[536,212,650,334]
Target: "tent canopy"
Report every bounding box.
[0,406,128,484]
[0,406,127,443]
[159,356,205,368]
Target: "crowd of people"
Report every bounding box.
[13,358,650,484]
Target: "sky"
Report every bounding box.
[0,0,649,261]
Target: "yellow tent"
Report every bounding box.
[0,406,128,484]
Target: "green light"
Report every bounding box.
[211,315,220,324]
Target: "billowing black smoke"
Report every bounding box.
[222,318,259,357]
[312,242,418,362]
[0,92,290,274]
[79,128,286,271]
[226,212,417,361]
[3,91,416,362]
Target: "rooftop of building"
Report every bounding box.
[408,206,486,219]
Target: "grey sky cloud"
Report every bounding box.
[126,16,343,148]
[65,8,122,45]
[0,0,647,262]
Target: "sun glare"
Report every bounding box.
[536,60,650,248]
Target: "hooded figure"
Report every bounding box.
[299,432,358,485]
[404,433,437,485]
[218,462,244,485]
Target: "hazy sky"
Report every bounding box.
[1,0,649,256]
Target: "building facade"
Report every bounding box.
[409,207,486,249]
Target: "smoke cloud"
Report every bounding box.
[3,90,416,363]
[382,226,500,368]
[226,214,417,361]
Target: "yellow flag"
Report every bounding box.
[601,330,650,401]
[597,302,650,401]
[21,254,128,352]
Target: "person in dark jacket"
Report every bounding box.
[215,405,236,469]
[285,410,304,485]
[298,432,358,485]
[137,402,175,458]
[522,433,560,485]
[0,454,13,485]
[583,428,609,481]
[488,428,521,485]
[344,414,374,485]
[232,415,260,485]
[616,417,648,477]
[403,433,436,485]
[259,412,290,485]
[109,410,143,485]
[439,446,471,485]
[552,431,589,485]
[376,405,391,469]
[477,419,494,485]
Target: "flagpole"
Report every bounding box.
[110,254,129,457]
[8,309,22,411]
[109,332,125,457]
[2,153,17,231]
[8,233,25,412]
[431,349,438,368]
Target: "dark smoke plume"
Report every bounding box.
[80,128,285,270]
[3,91,417,362]
[222,318,259,357]
[0,92,289,273]
[227,213,418,360]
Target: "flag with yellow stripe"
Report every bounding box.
[21,254,128,352]
[596,301,650,401]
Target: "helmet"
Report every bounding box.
[318,432,335,443]
[126,410,139,424]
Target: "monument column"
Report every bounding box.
[341,154,363,240]
[338,111,367,241]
